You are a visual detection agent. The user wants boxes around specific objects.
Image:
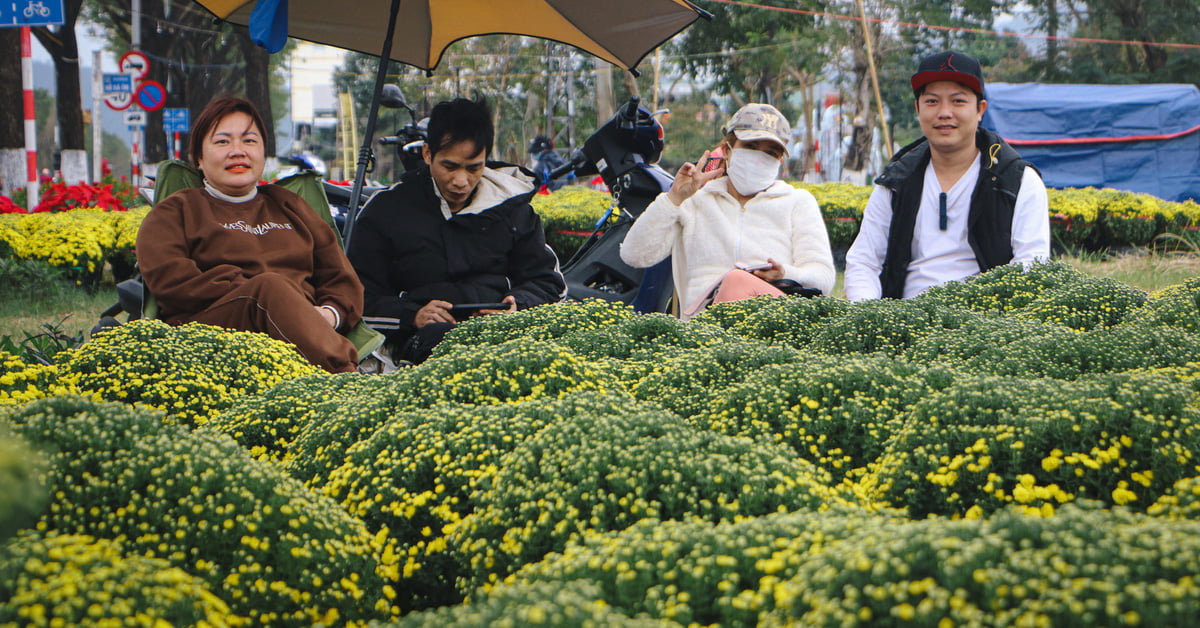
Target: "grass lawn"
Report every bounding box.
[0,286,117,346]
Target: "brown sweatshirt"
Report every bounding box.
[136,185,363,327]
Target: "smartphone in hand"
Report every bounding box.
[449,302,510,320]
[735,261,772,272]
[702,156,726,172]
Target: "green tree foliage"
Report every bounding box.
[83,0,294,161]
[333,38,617,179]
[1054,0,1200,83]
[668,0,826,108]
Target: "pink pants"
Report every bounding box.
[684,269,785,317]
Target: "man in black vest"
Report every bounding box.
[844,50,1050,300]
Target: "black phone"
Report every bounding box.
[449,302,509,319]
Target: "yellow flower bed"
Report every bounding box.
[3,262,1200,625]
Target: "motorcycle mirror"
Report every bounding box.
[380,84,407,109]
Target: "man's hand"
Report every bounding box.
[415,300,455,327]
[667,149,726,206]
[751,259,785,282]
[476,295,518,316]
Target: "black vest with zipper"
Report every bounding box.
[875,127,1031,299]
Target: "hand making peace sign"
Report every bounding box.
[667,149,726,206]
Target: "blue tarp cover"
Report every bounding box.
[982,82,1200,202]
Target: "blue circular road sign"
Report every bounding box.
[136,81,167,112]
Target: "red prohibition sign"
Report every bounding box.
[136,81,167,112]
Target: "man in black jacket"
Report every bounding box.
[347,98,566,364]
[844,51,1050,300]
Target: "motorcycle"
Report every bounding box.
[550,95,675,313]
[324,84,418,234]
[376,84,430,175]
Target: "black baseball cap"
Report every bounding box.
[911,51,984,96]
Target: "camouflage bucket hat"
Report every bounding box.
[724,103,790,149]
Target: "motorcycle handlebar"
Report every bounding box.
[549,152,588,180]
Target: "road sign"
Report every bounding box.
[104,91,133,111]
[124,110,146,127]
[163,108,190,134]
[119,50,150,81]
[1,0,65,27]
[102,73,132,94]
[135,81,167,112]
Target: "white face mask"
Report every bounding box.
[726,147,782,196]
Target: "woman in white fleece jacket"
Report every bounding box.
[620,103,835,319]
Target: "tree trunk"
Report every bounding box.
[33,0,86,182]
[0,29,24,198]
[236,29,276,157]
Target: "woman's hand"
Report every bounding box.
[667,150,726,206]
[752,258,785,282]
[315,305,338,328]
[415,300,455,327]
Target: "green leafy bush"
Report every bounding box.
[1096,189,1162,247]
[0,258,70,301]
[908,316,1200,379]
[435,298,637,354]
[869,369,1200,518]
[449,404,834,593]
[319,393,641,612]
[56,320,321,427]
[0,423,47,542]
[1127,276,1200,333]
[695,354,945,480]
[208,371,398,463]
[559,311,731,361]
[810,299,978,356]
[914,260,1088,315]
[0,350,64,406]
[794,181,872,249]
[905,316,1077,372]
[279,373,414,487]
[0,531,236,626]
[1014,274,1147,331]
[4,396,391,625]
[700,295,851,349]
[391,580,672,627]
[631,340,801,419]
[408,338,611,407]
[691,294,795,331]
[763,504,1200,627]
[506,507,893,626]
[1149,475,1200,520]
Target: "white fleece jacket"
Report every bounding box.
[620,177,835,317]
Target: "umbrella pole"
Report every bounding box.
[343,0,403,248]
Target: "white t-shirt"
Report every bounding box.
[844,160,1050,301]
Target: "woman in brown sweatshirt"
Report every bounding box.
[136,96,363,373]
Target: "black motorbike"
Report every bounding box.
[550,95,675,313]
[325,84,422,233]
[376,84,429,175]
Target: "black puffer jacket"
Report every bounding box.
[346,166,565,340]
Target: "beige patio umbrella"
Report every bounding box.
[195,0,706,72]
[191,0,710,243]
